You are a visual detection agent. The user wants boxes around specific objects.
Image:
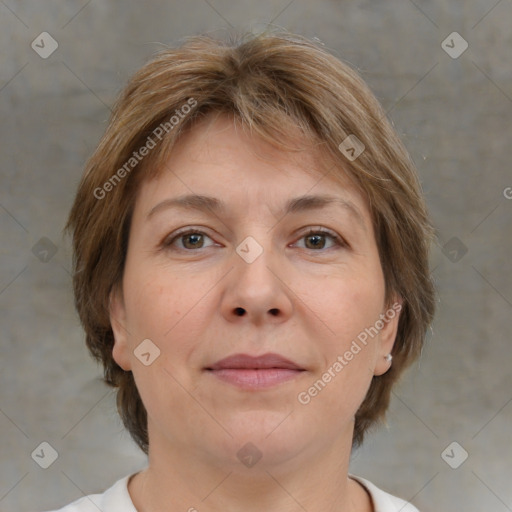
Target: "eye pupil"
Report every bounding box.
[183,233,203,249]
[306,234,326,249]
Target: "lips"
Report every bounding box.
[205,353,305,389]
[206,353,304,371]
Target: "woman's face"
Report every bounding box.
[110,114,400,471]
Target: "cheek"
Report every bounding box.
[122,268,210,377]
[301,273,384,403]
[124,266,191,336]
[298,280,381,420]
[120,270,199,422]
[308,272,384,349]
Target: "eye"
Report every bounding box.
[293,228,345,250]
[162,227,346,253]
[163,229,216,251]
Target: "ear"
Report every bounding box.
[373,297,403,376]
[109,283,132,371]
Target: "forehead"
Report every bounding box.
[135,113,371,225]
[170,114,340,177]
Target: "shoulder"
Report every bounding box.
[41,474,137,512]
[41,472,418,512]
[350,475,420,512]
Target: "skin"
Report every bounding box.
[109,113,401,512]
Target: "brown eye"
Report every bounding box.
[305,233,327,249]
[164,229,215,251]
[181,233,205,249]
[295,228,345,251]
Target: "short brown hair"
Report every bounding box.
[64,30,435,454]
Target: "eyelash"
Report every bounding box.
[162,227,347,252]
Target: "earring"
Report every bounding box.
[385,353,393,363]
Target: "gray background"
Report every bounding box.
[1,1,511,511]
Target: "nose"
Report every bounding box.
[220,236,293,326]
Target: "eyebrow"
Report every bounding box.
[146,193,366,230]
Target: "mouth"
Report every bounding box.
[205,353,306,389]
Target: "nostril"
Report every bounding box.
[234,307,245,316]
[269,308,279,316]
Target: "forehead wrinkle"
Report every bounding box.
[146,192,367,234]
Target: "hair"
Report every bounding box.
[64,29,436,454]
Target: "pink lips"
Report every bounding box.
[206,353,305,389]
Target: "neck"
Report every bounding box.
[128,423,372,512]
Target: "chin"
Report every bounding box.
[214,412,312,469]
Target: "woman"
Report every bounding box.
[53,30,435,512]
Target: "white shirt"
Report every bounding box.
[44,473,419,512]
